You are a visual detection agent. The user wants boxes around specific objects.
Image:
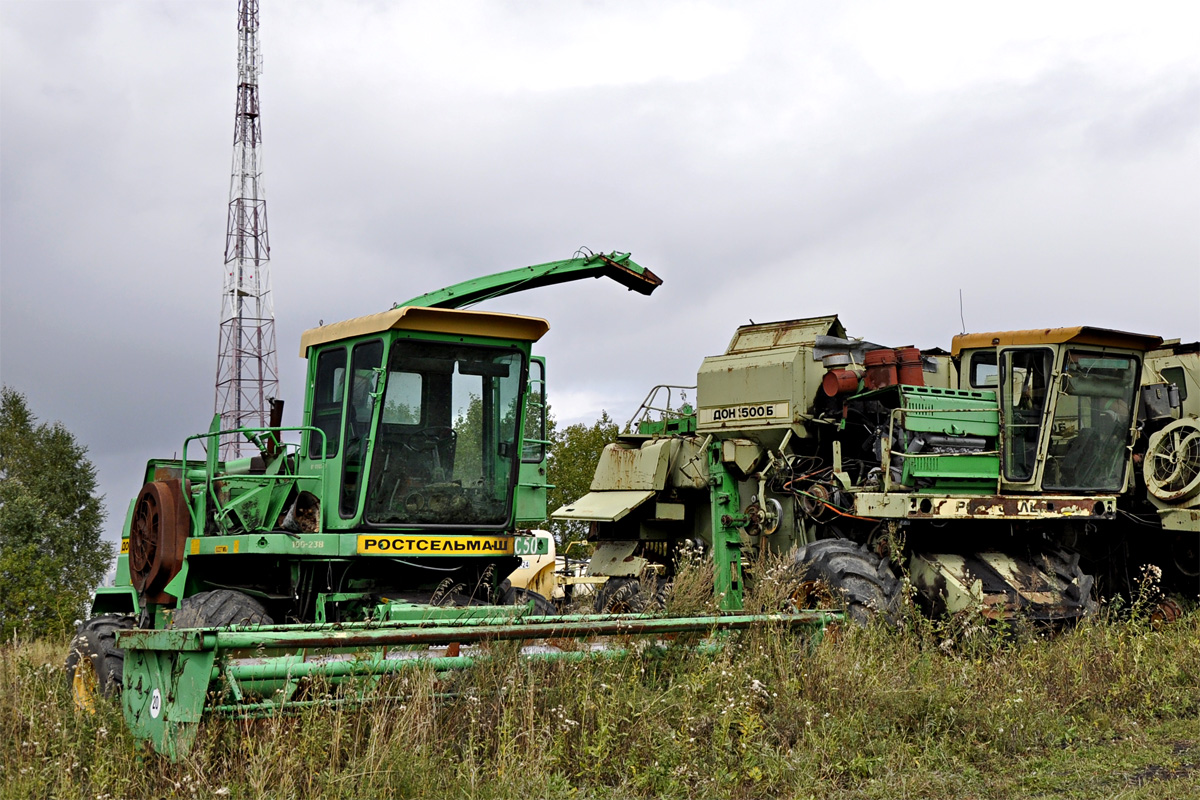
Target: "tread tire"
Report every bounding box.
[65,614,136,709]
[171,589,273,629]
[791,539,901,624]
[593,576,667,613]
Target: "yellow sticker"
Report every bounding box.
[214,545,229,554]
[357,535,513,556]
[233,540,240,553]
[190,539,200,555]
[120,538,130,555]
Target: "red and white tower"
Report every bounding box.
[214,0,278,459]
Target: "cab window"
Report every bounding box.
[522,359,547,463]
[969,351,999,388]
[309,348,347,458]
[1044,351,1139,491]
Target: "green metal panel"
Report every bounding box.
[184,532,356,557]
[898,386,1000,437]
[515,356,549,524]
[637,414,697,436]
[905,455,999,484]
[515,461,549,523]
[893,386,1001,488]
[91,585,139,616]
[122,640,216,761]
[708,444,746,611]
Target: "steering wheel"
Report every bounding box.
[407,426,456,452]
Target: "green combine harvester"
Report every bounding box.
[67,252,839,759]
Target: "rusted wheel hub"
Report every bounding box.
[798,482,834,522]
[1151,597,1184,628]
[129,479,190,603]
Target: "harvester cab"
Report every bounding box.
[557,316,1197,624]
[146,303,554,626]
[949,327,1159,495]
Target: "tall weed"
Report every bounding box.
[2,604,1197,799]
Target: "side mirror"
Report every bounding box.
[1140,382,1180,422]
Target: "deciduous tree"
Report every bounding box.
[0,388,112,638]
[546,410,619,547]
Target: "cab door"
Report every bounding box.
[515,357,549,524]
[998,348,1055,487]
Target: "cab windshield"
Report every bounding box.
[1044,350,1139,491]
[365,341,525,526]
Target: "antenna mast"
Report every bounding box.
[214,0,278,459]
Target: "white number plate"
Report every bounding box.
[698,402,791,426]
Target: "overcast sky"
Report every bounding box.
[2,0,1197,549]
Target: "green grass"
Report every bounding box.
[3,606,1198,799]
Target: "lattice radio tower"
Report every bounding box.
[214,0,278,459]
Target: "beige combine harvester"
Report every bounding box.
[553,319,1198,621]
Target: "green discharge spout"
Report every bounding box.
[396,251,662,309]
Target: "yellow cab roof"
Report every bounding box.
[951,326,1162,357]
[299,306,549,357]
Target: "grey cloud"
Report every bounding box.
[2,1,1196,550]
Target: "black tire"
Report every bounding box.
[500,583,557,615]
[65,615,136,710]
[593,576,667,613]
[790,539,901,624]
[171,589,273,629]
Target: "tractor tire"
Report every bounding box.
[65,614,136,711]
[790,539,901,625]
[171,590,273,629]
[593,576,667,614]
[501,584,558,615]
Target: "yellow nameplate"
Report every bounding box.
[357,535,513,556]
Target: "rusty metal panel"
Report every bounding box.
[910,550,1096,620]
[696,346,815,440]
[853,492,1116,520]
[723,316,845,354]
